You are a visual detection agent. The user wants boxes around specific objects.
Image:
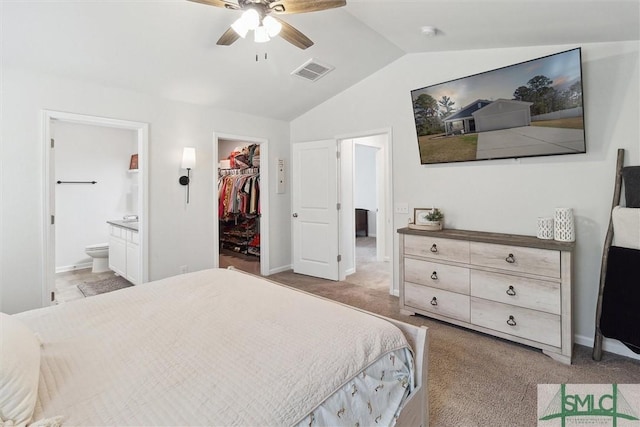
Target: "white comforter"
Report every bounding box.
[18,268,411,426]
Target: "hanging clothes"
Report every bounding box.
[217,170,260,219]
[219,145,261,256]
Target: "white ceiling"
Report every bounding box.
[2,0,639,121]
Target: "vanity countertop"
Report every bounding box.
[107,220,139,231]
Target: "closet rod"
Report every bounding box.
[56,180,97,184]
[219,168,259,176]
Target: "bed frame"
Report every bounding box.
[387,316,429,427]
[230,268,429,427]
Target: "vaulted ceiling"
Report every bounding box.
[2,0,638,121]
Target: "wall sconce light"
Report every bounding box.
[179,147,196,204]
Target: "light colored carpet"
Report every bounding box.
[77,275,133,297]
[345,236,391,291]
[219,248,261,275]
[219,237,391,292]
[267,269,640,427]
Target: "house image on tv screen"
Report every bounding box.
[444,99,534,135]
[443,99,491,135]
[473,99,534,132]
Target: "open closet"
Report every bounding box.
[217,141,261,272]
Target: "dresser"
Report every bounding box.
[355,208,368,237]
[398,227,575,364]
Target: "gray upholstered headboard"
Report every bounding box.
[622,166,640,208]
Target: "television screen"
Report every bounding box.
[411,48,586,164]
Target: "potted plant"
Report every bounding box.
[410,207,444,231]
[424,208,444,230]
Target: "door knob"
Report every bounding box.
[292,213,298,218]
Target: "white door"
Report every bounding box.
[292,140,339,280]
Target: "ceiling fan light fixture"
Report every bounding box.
[263,16,282,37]
[231,18,250,38]
[241,8,260,30]
[254,25,270,43]
[206,0,346,49]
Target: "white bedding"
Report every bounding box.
[16,268,414,426]
[612,205,640,250]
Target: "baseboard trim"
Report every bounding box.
[56,263,92,273]
[574,333,640,360]
[268,264,292,275]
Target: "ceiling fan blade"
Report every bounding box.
[217,27,241,46]
[277,19,314,49]
[270,0,346,14]
[186,0,239,10]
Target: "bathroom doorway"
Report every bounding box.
[213,133,270,276]
[43,110,149,305]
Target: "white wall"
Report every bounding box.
[291,41,640,352]
[1,66,291,314]
[54,122,137,271]
[355,144,377,236]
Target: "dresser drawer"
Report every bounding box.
[470,270,560,315]
[404,234,469,263]
[471,298,560,347]
[470,242,560,278]
[405,283,470,322]
[405,257,469,294]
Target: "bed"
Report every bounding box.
[1,268,428,427]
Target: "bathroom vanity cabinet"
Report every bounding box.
[108,222,139,284]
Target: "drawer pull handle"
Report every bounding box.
[430,244,438,253]
[506,315,517,326]
[505,253,515,263]
[430,297,438,306]
[431,271,438,280]
[506,285,516,296]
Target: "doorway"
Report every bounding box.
[351,143,389,290]
[43,110,148,306]
[290,131,392,291]
[213,133,269,276]
[338,130,392,293]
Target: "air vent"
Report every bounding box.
[291,58,334,82]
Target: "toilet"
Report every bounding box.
[85,243,109,273]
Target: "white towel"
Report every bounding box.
[612,206,640,250]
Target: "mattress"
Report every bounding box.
[17,268,415,426]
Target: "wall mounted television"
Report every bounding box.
[411,48,586,165]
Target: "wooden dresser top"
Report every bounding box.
[398,227,576,252]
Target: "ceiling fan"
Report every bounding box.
[187,0,346,49]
